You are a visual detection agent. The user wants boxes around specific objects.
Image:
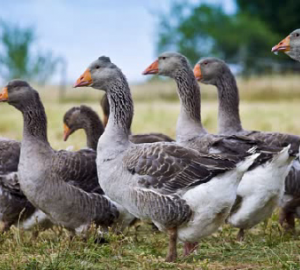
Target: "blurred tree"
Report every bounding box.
[155,1,296,74]
[236,0,300,36]
[0,21,59,83]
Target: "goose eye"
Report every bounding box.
[296,33,300,37]
[161,57,166,60]
[204,62,208,65]
[95,65,100,69]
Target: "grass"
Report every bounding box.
[1,79,300,269]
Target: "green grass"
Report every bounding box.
[1,82,300,269]
[1,217,300,269]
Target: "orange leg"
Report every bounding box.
[183,242,198,256]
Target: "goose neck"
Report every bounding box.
[215,73,243,135]
[81,112,104,150]
[84,124,103,150]
[21,97,49,146]
[101,76,133,143]
[173,68,206,141]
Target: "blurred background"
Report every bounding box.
[0,0,300,149]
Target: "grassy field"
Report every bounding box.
[1,78,300,269]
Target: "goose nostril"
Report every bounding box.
[279,42,283,45]
[80,76,84,80]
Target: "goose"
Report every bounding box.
[142,52,295,241]
[63,104,173,152]
[63,105,104,150]
[193,57,300,232]
[272,29,300,62]
[0,80,135,235]
[73,55,264,262]
[100,94,174,143]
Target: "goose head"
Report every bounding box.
[0,80,38,110]
[193,57,229,86]
[143,52,190,78]
[74,56,122,91]
[272,29,300,61]
[63,106,84,141]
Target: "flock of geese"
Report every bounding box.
[0,29,299,262]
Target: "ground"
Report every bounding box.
[0,78,300,269]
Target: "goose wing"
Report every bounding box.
[244,131,300,155]
[125,143,244,195]
[0,172,24,197]
[130,133,174,144]
[208,134,291,170]
[53,149,102,193]
[0,139,20,174]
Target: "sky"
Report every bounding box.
[0,0,235,84]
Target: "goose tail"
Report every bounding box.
[272,144,294,166]
[236,151,260,174]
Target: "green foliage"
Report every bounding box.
[156,1,294,74]
[0,21,59,83]
[236,0,300,36]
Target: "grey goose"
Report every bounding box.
[194,57,300,233]
[272,29,300,62]
[143,52,295,241]
[0,80,134,235]
[74,56,260,262]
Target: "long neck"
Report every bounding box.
[82,112,104,150]
[215,72,243,135]
[173,67,207,141]
[20,95,50,146]
[101,93,132,134]
[102,75,133,145]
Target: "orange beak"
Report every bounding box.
[63,123,71,141]
[193,64,202,81]
[0,87,9,102]
[74,69,93,88]
[142,59,159,75]
[272,35,291,53]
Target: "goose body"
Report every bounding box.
[0,138,49,231]
[194,57,300,232]
[97,140,255,239]
[228,146,292,229]
[0,80,134,233]
[143,52,294,241]
[74,56,259,261]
